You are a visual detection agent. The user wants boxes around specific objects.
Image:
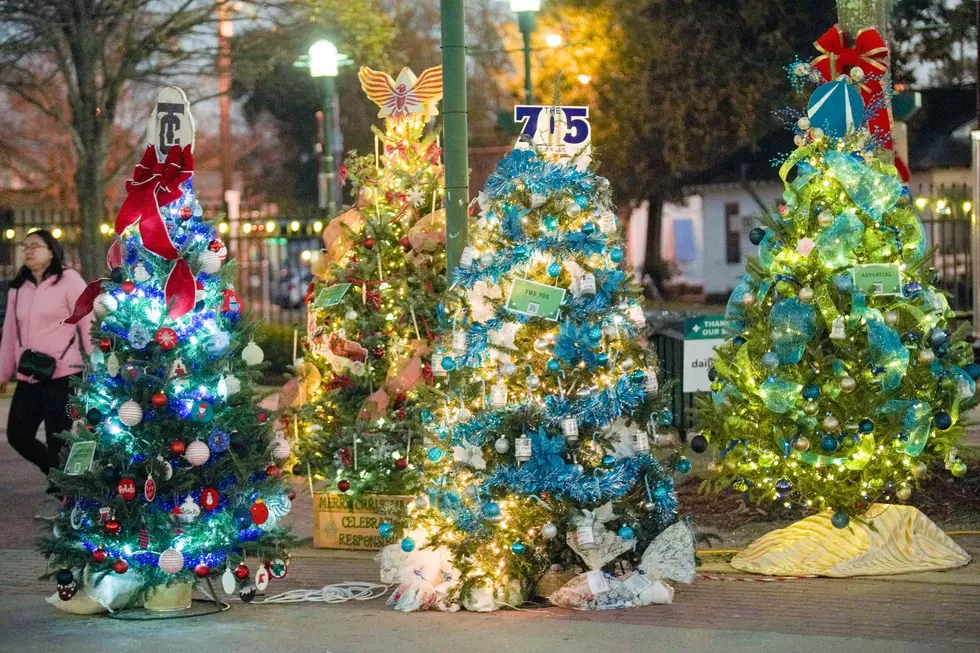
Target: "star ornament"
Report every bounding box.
[359,66,443,121]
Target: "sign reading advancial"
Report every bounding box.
[683,316,726,393]
[314,283,352,309]
[64,441,97,476]
[505,278,567,321]
[514,105,592,160]
[852,263,901,296]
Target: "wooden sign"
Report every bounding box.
[312,493,412,550]
[146,86,195,159]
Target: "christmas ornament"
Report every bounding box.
[198,250,222,275]
[221,288,242,314]
[112,559,129,574]
[807,79,865,139]
[116,477,137,501]
[105,519,121,535]
[268,436,291,461]
[234,563,250,580]
[105,353,120,377]
[184,440,211,466]
[337,479,351,492]
[128,323,151,349]
[222,373,241,396]
[190,400,214,423]
[254,565,270,591]
[267,559,288,579]
[169,440,186,455]
[194,563,211,577]
[395,457,408,470]
[209,238,228,259]
[154,327,177,351]
[93,293,118,318]
[99,338,112,353]
[159,548,184,574]
[117,400,143,426]
[144,476,157,501]
[93,548,107,563]
[250,499,270,525]
[541,523,558,539]
[151,392,168,408]
[86,408,103,425]
[208,430,231,453]
[199,487,220,511]
[175,496,201,524]
[242,340,264,366]
[206,331,231,355]
[56,570,77,601]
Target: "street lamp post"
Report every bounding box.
[309,40,341,217]
[511,0,541,105]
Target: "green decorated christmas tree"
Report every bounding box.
[381,143,695,612]
[291,66,446,501]
[39,88,292,610]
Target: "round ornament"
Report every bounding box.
[250,499,270,525]
[510,541,526,555]
[154,327,177,351]
[184,440,211,466]
[269,436,291,461]
[798,286,815,303]
[86,408,103,425]
[234,564,251,580]
[896,486,912,501]
[675,458,692,474]
[541,523,558,539]
[112,559,129,574]
[395,457,408,471]
[793,436,811,452]
[93,548,107,563]
[116,478,137,501]
[159,548,184,574]
[934,411,953,430]
[378,522,394,538]
[207,332,231,355]
[175,496,201,524]
[198,250,222,275]
[748,228,766,245]
[241,340,264,366]
[951,461,967,477]
[169,440,186,455]
[199,487,220,511]
[816,210,833,227]
[190,400,214,423]
[151,392,168,408]
[267,559,288,579]
[839,376,856,392]
[209,239,228,260]
[105,519,121,535]
[831,511,850,529]
[401,537,416,552]
[363,238,375,249]
[118,400,143,426]
[494,437,510,454]
[690,434,709,454]
[807,80,864,138]
[194,563,211,578]
[93,293,118,318]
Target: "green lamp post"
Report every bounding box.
[511,0,542,105]
[309,39,341,217]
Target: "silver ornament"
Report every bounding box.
[918,350,935,365]
[741,293,756,307]
[541,523,558,539]
[345,310,358,321]
[494,437,510,454]
[822,415,840,432]
[464,484,479,499]
[501,363,517,377]
[566,201,582,217]
[530,193,547,208]
[793,436,811,452]
[804,401,819,416]
[414,495,430,510]
[912,462,928,478]
[620,357,635,372]
[526,374,540,390]
[884,311,898,326]
[533,338,550,352]
[896,486,912,501]
[839,376,856,392]
[798,286,815,303]
[642,501,658,513]
[817,210,833,227]
[479,253,494,268]
[797,116,811,130]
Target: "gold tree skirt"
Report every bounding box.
[730,504,971,577]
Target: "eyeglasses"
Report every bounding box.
[19,243,49,252]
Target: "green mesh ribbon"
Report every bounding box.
[769,298,817,365]
[881,400,932,457]
[759,376,802,414]
[815,210,864,271]
[824,151,903,223]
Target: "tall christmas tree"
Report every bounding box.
[39,88,292,609]
[696,35,977,532]
[292,66,446,498]
[382,145,694,612]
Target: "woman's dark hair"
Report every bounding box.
[9,229,67,289]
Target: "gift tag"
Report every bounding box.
[515,436,532,462]
[490,383,508,408]
[622,571,654,595]
[221,567,237,595]
[632,430,650,453]
[460,246,476,269]
[579,273,596,296]
[586,570,609,594]
[575,524,596,549]
[598,210,617,234]
[431,353,447,377]
[451,330,468,355]
[254,565,270,591]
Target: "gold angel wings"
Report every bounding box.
[358,65,443,121]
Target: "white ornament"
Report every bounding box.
[579,273,596,296]
[159,548,185,574]
[118,400,143,426]
[133,263,151,283]
[597,210,617,234]
[884,311,899,326]
[515,435,532,462]
[849,66,865,82]
[830,316,846,340]
[345,309,358,321]
[533,338,550,352]
[223,373,241,396]
[176,495,201,524]
[501,362,517,377]
[198,250,222,275]
[451,330,468,355]
[221,568,237,595]
[254,565,270,591]
[494,437,510,454]
[106,353,120,377]
[93,293,118,318]
[562,417,579,441]
[478,252,494,268]
[431,353,447,377]
[526,374,541,390]
[490,383,508,408]
[460,246,477,269]
[184,440,211,466]
[269,436,291,461]
[530,193,547,208]
[566,200,582,217]
[242,340,264,366]
[797,116,810,130]
[798,286,815,303]
[541,523,558,539]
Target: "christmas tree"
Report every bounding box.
[292,66,446,498]
[39,88,292,608]
[383,146,692,611]
[695,48,977,530]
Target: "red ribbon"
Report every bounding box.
[324,375,355,392]
[115,144,194,259]
[812,24,892,148]
[365,288,382,311]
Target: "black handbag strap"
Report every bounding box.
[13,287,76,359]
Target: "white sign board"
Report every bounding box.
[146,86,195,159]
[514,105,591,165]
[683,316,725,393]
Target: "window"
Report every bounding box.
[725,202,740,264]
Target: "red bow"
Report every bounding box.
[116,144,195,259]
[812,24,892,148]
[365,288,382,311]
[324,375,355,392]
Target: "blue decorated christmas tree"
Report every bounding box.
[385,148,691,610]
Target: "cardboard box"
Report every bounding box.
[312,493,412,550]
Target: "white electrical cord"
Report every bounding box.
[261,582,392,604]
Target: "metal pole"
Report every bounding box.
[517,12,536,105]
[441,0,469,274]
[322,75,338,217]
[973,0,980,340]
[218,4,233,197]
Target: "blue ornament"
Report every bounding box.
[547,262,561,277]
[441,356,456,371]
[206,331,230,355]
[659,409,673,425]
[233,509,252,529]
[831,511,850,529]
[513,245,528,258]
[547,359,561,372]
[421,410,434,424]
[675,458,692,474]
[575,194,588,208]
[617,526,635,541]
[802,384,821,400]
[821,435,839,453]
[749,228,766,246]
[761,352,780,369]
[602,455,616,468]
[401,537,416,552]
[581,222,597,235]
[208,430,230,453]
[965,363,980,380]
[934,411,952,430]
[733,336,747,346]
[543,216,559,231]
[775,478,792,495]
[483,502,501,518]
[859,419,875,433]
[807,80,865,138]
[378,522,394,538]
[427,447,445,462]
[653,485,669,500]
[510,541,526,555]
[609,247,624,264]
[629,369,646,383]
[928,328,947,348]
[597,352,609,366]
[589,326,603,340]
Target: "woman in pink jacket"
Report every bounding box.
[0,229,94,519]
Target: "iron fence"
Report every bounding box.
[912,182,973,314]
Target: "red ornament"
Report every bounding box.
[144,477,157,502]
[396,407,406,420]
[399,236,411,251]
[155,327,177,351]
[199,487,220,511]
[194,563,211,577]
[257,411,268,424]
[337,479,351,492]
[266,464,281,478]
[250,499,269,525]
[112,559,129,574]
[363,238,376,249]
[117,478,137,501]
[372,347,385,359]
[70,405,80,420]
[121,281,136,295]
[151,392,168,408]
[105,520,121,535]
[395,457,408,471]
[179,206,193,220]
[222,288,242,314]
[234,564,250,580]
[169,440,186,455]
[99,338,112,353]
[287,490,296,501]
[92,548,107,563]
